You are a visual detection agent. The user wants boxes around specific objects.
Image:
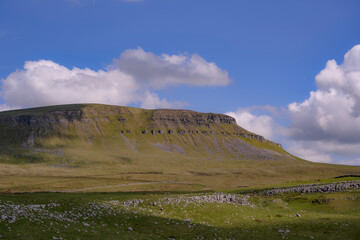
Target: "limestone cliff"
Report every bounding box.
[0,104,287,163]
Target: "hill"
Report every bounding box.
[0,104,359,192]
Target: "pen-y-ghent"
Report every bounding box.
[0,1,359,239]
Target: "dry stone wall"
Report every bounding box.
[260,181,360,195]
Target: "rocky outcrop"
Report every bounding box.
[151,109,236,127]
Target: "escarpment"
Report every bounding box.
[0,104,287,161]
[151,109,236,127]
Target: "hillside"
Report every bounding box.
[0,104,284,160]
[0,104,359,192]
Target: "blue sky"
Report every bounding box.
[1,0,360,165]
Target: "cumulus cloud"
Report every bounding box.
[286,140,360,166]
[114,48,231,89]
[1,60,139,108]
[285,140,334,163]
[285,44,360,164]
[0,104,11,112]
[140,91,185,109]
[335,158,360,166]
[225,45,360,166]
[225,106,275,140]
[288,45,360,143]
[0,48,230,110]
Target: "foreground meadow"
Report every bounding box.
[0,179,359,239]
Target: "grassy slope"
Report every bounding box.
[0,104,359,192]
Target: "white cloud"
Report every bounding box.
[0,104,11,112]
[288,45,360,143]
[1,60,142,109]
[225,107,275,140]
[114,47,232,89]
[286,140,360,166]
[283,44,360,165]
[286,141,333,163]
[225,45,360,166]
[334,158,360,166]
[140,91,186,109]
[0,48,229,110]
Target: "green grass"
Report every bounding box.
[0,188,359,239]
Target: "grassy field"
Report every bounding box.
[0,159,359,193]
[0,179,359,239]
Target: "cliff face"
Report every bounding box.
[0,104,286,163]
[151,109,237,127]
